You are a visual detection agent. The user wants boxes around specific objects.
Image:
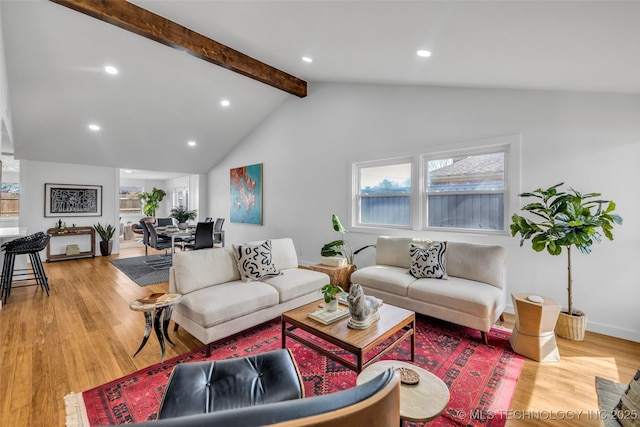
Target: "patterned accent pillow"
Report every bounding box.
[233,240,281,282]
[409,241,448,279]
[614,369,640,427]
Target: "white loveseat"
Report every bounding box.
[351,236,506,344]
[169,238,329,353]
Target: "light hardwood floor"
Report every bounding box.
[0,245,638,427]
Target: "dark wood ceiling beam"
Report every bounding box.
[50,0,307,98]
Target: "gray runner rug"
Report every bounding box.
[110,256,171,287]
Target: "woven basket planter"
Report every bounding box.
[555,310,587,341]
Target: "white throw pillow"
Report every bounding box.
[233,240,281,282]
[409,241,448,279]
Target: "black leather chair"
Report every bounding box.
[99,350,400,427]
[142,221,174,262]
[182,221,214,250]
[156,217,174,227]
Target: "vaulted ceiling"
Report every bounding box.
[2,1,639,178]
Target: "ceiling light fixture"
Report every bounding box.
[416,50,432,58]
[188,140,196,147]
[104,65,118,75]
[88,124,100,131]
[220,99,230,107]
[302,56,313,63]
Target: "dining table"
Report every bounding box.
[155,226,195,262]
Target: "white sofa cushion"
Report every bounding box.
[262,268,329,303]
[245,238,298,270]
[408,276,503,318]
[376,236,432,268]
[351,265,416,297]
[178,281,279,328]
[173,247,240,295]
[446,242,505,289]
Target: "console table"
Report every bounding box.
[46,226,95,262]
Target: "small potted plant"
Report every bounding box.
[94,223,116,256]
[170,206,198,230]
[320,283,345,311]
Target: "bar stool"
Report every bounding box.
[1,232,51,304]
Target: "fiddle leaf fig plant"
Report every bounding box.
[510,183,622,317]
[139,187,166,217]
[320,214,375,266]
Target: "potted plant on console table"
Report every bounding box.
[94,223,116,256]
[510,183,622,341]
[170,206,198,230]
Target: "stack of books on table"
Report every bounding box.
[308,306,350,325]
[137,293,169,304]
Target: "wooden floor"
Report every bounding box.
[0,245,638,427]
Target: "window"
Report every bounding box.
[355,159,412,227]
[119,187,142,214]
[351,135,516,234]
[1,183,19,217]
[424,151,506,231]
[1,155,20,217]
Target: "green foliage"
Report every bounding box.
[510,183,622,256]
[320,214,376,266]
[510,183,622,315]
[170,206,198,223]
[320,283,345,304]
[138,187,167,217]
[93,223,115,242]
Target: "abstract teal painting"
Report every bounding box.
[230,163,263,225]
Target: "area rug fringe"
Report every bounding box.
[64,392,90,427]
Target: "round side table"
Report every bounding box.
[509,293,561,362]
[356,360,450,426]
[129,293,182,363]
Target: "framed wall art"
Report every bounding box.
[230,163,263,225]
[44,183,102,217]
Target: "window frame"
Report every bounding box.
[350,135,519,236]
[352,156,415,230]
[421,146,508,234]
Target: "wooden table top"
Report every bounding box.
[282,299,414,351]
[129,293,183,311]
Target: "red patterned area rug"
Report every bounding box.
[65,316,523,427]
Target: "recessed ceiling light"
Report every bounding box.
[302,56,313,63]
[104,65,118,75]
[88,124,100,131]
[416,50,432,58]
[124,170,132,174]
[188,140,196,147]
[220,99,230,107]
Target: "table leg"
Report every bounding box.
[163,305,176,345]
[154,307,166,363]
[281,317,286,348]
[411,319,416,361]
[133,311,153,357]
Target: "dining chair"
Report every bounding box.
[213,217,225,247]
[183,222,214,250]
[156,217,174,227]
[142,221,174,262]
[204,217,213,223]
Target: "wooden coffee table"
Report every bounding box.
[281,300,415,373]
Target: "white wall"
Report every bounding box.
[208,82,640,342]
[21,160,119,255]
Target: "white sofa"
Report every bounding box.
[351,236,506,344]
[169,238,329,353]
